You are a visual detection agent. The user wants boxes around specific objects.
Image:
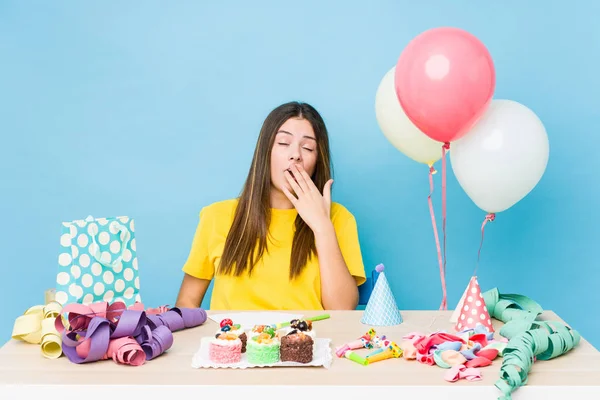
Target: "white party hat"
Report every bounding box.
[360,264,403,326]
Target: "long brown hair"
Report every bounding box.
[217,101,333,280]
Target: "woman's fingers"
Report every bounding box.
[285,169,304,196]
[291,164,313,193]
[282,185,298,205]
[295,164,318,192]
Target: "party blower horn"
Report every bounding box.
[365,335,392,358]
[365,342,402,363]
[335,329,377,358]
[342,349,370,366]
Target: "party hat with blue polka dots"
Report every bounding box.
[361,264,403,326]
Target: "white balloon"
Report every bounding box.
[450,99,549,213]
[376,66,443,165]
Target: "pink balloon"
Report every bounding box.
[394,27,495,144]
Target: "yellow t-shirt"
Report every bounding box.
[182,198,366,310]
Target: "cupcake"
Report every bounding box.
[246,330,280,365]
[280,331,314,364]
[216,318,247,353]
[209,332,242,364]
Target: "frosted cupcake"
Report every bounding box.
[215,319,247,353]
[209,332,242,364]
[246,330,280,365]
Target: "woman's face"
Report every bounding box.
[270,117,318,195]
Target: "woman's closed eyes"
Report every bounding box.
[277,142,315,152]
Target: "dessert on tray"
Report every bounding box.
[278,318,316,353]
[280,329,314,364]
[208,332,242,364]
[194,314,335,368]
[215,318,247,353]
[246,326,280,365]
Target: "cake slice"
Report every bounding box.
[278,319,317,353]
[280,331,314,364]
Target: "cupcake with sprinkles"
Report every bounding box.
[209,332,242,364]
[246,325,280,365]
[215,318,247,353]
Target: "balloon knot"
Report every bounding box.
[443,142,450,150]
[429,165,437,174]
[486,213,496,222]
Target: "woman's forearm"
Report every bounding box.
[175,274,211,308]
[314,222,359,309]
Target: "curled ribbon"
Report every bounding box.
[481,288,581,400]
[12,301,63,359]
[494,321,580,400]
[482,288,543,339]
[55,301,207,366]
[13,297,207,366]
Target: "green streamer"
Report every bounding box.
[481,288,581,400]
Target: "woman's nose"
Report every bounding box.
[288,147,301,161]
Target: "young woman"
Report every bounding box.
[175,101,366,310]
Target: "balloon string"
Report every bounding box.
[474,213,495,276]
[441,142,450,310]
[428,164,446,311]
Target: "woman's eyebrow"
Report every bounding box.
[277,130,316,141]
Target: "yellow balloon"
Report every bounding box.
[375,66,444,165]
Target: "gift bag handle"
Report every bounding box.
[89,220,132,268]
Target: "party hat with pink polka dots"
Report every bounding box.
[360,264,403,326]
[451,276,494,332]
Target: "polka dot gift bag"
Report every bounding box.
[55,215,141,307]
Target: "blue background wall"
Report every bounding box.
[1,1,599,349]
